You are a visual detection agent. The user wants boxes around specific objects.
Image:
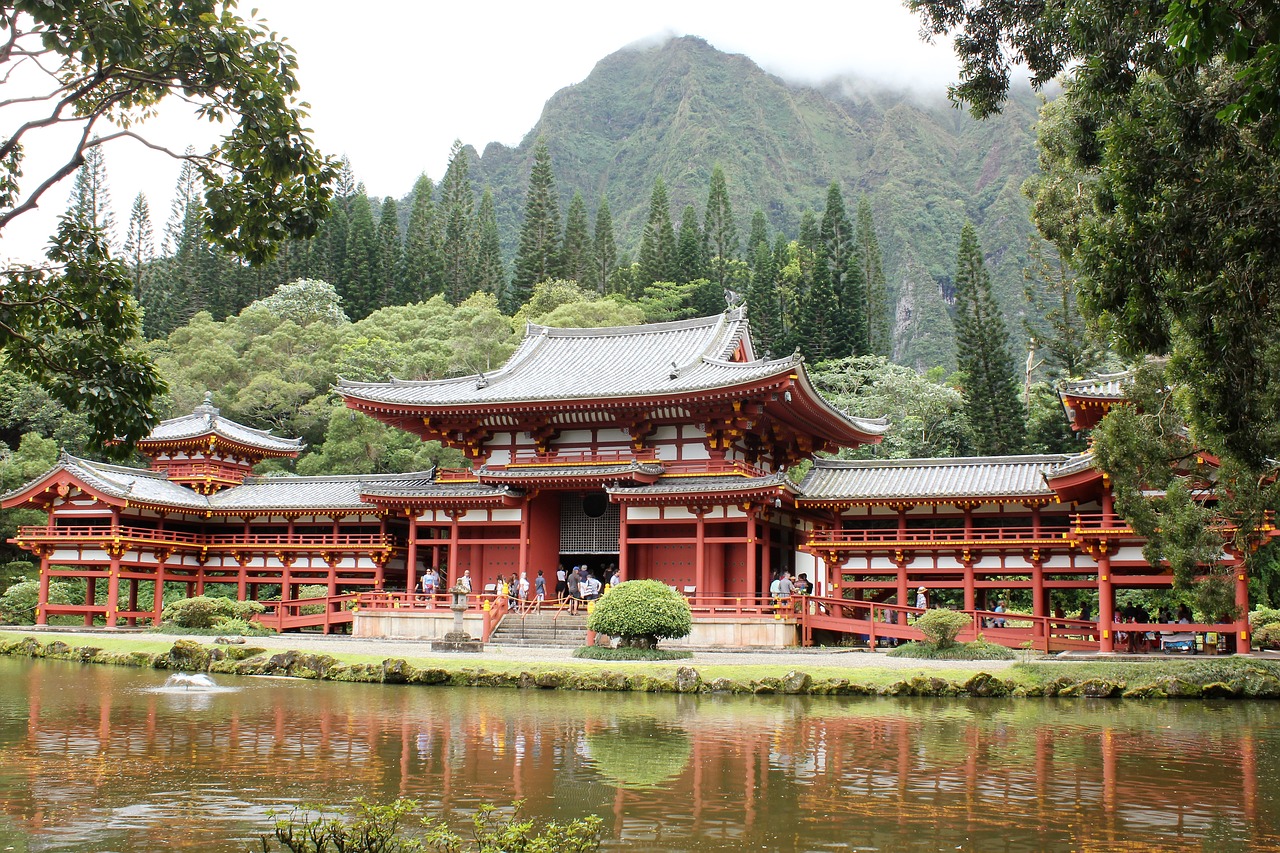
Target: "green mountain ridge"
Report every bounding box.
[464,35,1044,371]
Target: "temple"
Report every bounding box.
[2,310,1267,650]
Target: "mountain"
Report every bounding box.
[467,35,1045,372]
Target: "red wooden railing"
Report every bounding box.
[255,594,357,633]
[354,590,510,641]
[16,525,392,551]
[504,448,659,466]
[661,459,766,477]
[806,525,1072,547]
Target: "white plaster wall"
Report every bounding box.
[626,507,662,520]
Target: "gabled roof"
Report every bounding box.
[1060,372,1131,402]
[607,471,795,500]
[140,394,304,456]
[798,455,1071,505]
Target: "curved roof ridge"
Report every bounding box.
[241,468,437,486]
[812,453,1072,469]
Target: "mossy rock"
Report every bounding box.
[674,666,703,693]
[1041,676,1078,697]
[410,667,451,686]
[75,645,102,662]
[1239,669,1280,698]
[910,675,958,697]
[533,671,564,689]
[166,639,212,672]
[706,677,745,693]
[1152,676,1203,698]
[1,636,43,657]
[380,658,415,684]
[878,680,911,696]
[223,646,267,661]
[124,651,158,668]
[1059,678,1121,698]
[43,640,72,658]
[781,671,812,694]
[1201,681,1241,699]
[962,673,1009,698]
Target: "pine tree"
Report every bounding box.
[163,149,201,255]
[746,209,769,256]
[376,196,402,308]
[439,140,476,304]
[799,251,843,362]
[67,142,116,245]
[512,138,562,306]
[560,191,593,287]
[746,238,784,356]
[343,192,379,319]
[676,203,705,284]
[952,222,1025,455]
[593,196,617,294]
[320,203,349,290]
[121,193,154,294]
[475,188,507,308]
[636,177,676,291]
[703,164,738,292]
[856,197,892,358]
[820,183,866,355]
[401,174,442,303]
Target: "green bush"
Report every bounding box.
[1255,623,1280,650]
[913,608,973,649]
[586,580,692,649]
[0,579,80,625]
[0,560,33,595]
[887,639,1016,660]
[1250,607,1280,631]
[573,646,692,661]
[161,595,264,628]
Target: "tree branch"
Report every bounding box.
[0,118,96,230]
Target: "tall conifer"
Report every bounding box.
[343,192,379,319]
[747,239,784,356]
[439,140,476,304]
[704,164,737,292]
[122,193,154,294]
[67,142,116,245]
[637,177,676,291]
[747,209,769,256]
[952,222,1025,454]
[676,203,705,284]
[561,191,593,286]
[475,188,507,308]
[857,197,891,357]
[593,196,617,294]
[401,174,442,303]
[512,138,562,305]
[376,196,402,308]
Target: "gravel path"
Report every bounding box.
[11,627,1020,671]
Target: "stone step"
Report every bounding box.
[486,638,585,648]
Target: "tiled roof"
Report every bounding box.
[337,309,888,437]
[207,471,435,511]
[141,395,304,454]
[608,471,794,496]
[799,455,1071,502]
[1060,372,1131,400]
[478,462,665,480]
[37,454,210,509]
[357,481,513,501]
[1047,452,1098,479]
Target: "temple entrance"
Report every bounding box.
[560,492,620,584]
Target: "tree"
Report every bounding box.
[474,188,507,307]
[636,177,676,291]
[909,0,1280,469]
[66,142,116,246]
[856,198,891,358]
[1022,238,1103,380]
[951,223,1024,455]
[746,239,783,356]
[400,174,442,303]
[586,579,692,649]
[592,196,617,294]
[703,164,738,293]
[121,193,154,296]
[511,138,562,307]
[0,1,336,454]
[439,140,476,304]
[375,197,402,309]
[675,204,705,285]
[560,191,593,286]
[342,193,379,320]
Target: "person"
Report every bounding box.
[609,570,620,587]
[555,564,567,602]
[458,570,472,593]
[534,569,546,612]
[769,572,782,599]
[915,587,928,610]
[518,572,530,612]
[566,566,581,614]
[584,571,602,602]
[508,573,519,610]
[793,573,811,596]
[993,599,1006,629]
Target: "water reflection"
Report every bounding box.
[0,658,1276,852]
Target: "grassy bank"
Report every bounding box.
[2,631,1278,698]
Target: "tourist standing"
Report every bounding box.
[566,567,581,614]
[555,564,568,603]
[458,570,472,593]
[534,569,546,612]
[518,572,530,612]
[915,587,928,610]
[585,571,602,602]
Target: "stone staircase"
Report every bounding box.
[486,610,590,647]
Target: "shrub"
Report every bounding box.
[1255,623,1280,650]
[1251,607,1280,631]
[210,617,270,636]
[887,638,1016,660]
[0,579,80,625]
[0,560,33,595]
[573,646,692,661]
[161,595,264,628]
[586,580,691,649]
[914,609,973,649]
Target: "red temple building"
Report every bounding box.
[2,311,1266,650]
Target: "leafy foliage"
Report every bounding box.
[161,595,264,629]
[0,579,80,625]
[913,608,973,649]
[887,638,1015,660]
[586,580,692,648]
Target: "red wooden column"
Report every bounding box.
[694,508,706,596]
[1098,547,1114,652]
[761,510,772,586]
[35,552,49,625]
[105,550,121,627]
[126,579,139,626]
[1235,561,1251,653]
[405,509,419,594]
[745,508,758,598]
[896,507,909,608]
[447,510,460,586]
[518,502,529,578]
[153,553,168,626]
[962,504,976,611]
[617,507,629,581]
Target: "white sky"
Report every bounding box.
[0,1,963,263]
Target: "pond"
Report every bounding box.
[0,657,1277,852]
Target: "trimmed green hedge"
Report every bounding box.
[587,580,691,648]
